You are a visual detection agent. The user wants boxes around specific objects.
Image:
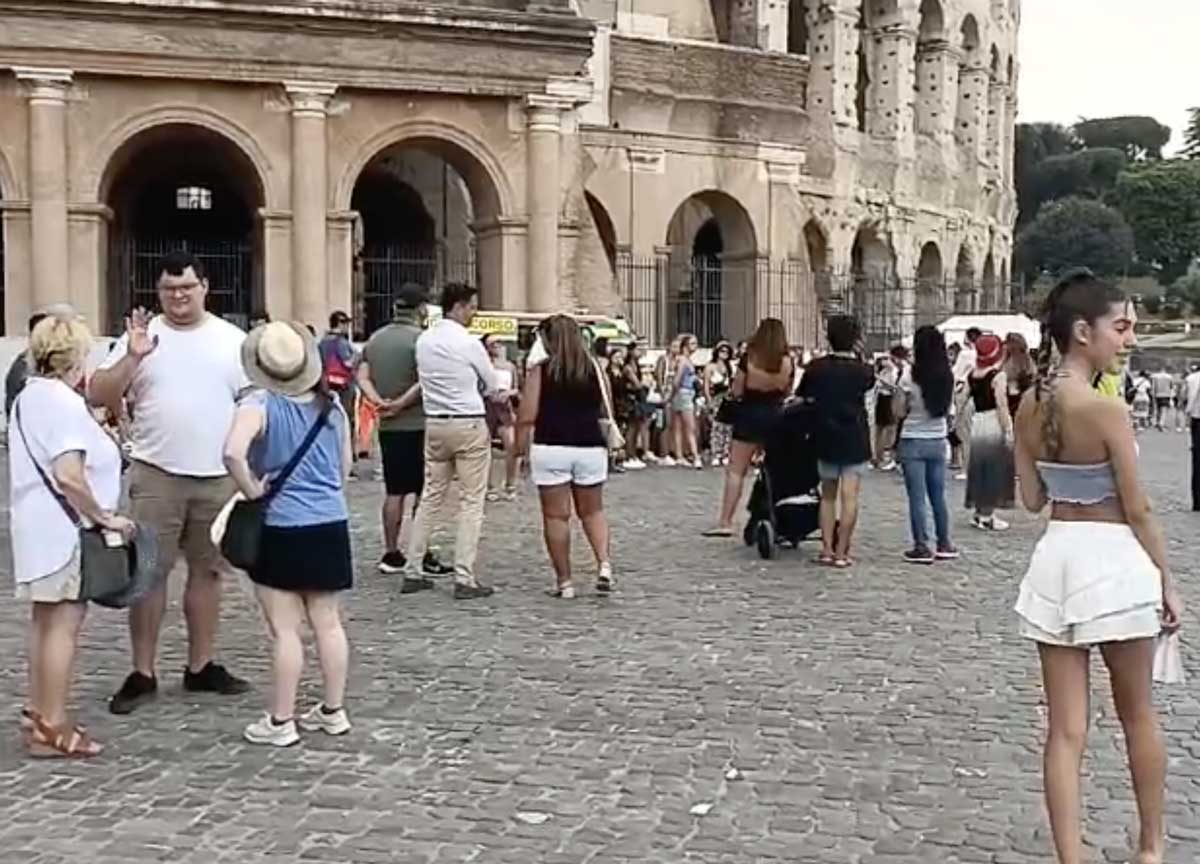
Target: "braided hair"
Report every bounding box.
[1033,268,1127,457]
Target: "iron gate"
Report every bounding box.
[109,236,256,332]
[357,244,477,337]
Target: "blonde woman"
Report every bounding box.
[671,333,702,468]
[654,337,682,464]
[10,312,135,757]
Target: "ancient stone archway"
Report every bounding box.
[850,223,898,350]
[955,242,976,312]
[982,251,997,310]
[584,192,617,275]
[788,0,810,55]
[346,134,506,335]
[665,190,759,345]
[916,240,944,324]
[100,123,266,332]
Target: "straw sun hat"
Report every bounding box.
[241,320,323,397]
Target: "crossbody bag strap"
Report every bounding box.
[12,398,82,526]
[262,398,334,503]
[592,359,616,424]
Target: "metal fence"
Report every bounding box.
[615,254,1022,350]
[357,244,476,337]
[109,235,256,332]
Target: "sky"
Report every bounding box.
[1017,0,1199,154]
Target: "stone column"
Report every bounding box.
[526,96,564,313]
[987,79,1006,172]
[1003,94,1017,187]
[808,6,862,130]
[285,82,336,327]
[955,63,990,166]
[16,68,72,311]
[914,40,959,141]
[867,26,916,150]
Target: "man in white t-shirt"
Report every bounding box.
[89,252,251,714]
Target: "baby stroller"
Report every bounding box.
[743,400,822,559]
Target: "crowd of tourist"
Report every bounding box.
[5,248,1199,864]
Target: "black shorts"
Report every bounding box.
[379,429,425,496]
[248,520,353,593]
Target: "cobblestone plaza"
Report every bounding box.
[0,434,1196,864]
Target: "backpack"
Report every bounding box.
[322,339,353,390]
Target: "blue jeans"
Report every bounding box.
[898,437,950,550]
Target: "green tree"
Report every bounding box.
[1015,197,1135,281]
[1015,123,1082,226]
[1073,116,1172,161]
[1113,160,1200,283]
[1030,148,1126,209]
[1168,272,1200,313]
[1184,107,1200,159]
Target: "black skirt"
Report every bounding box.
[732,399,781,445]
[248,520,353,593]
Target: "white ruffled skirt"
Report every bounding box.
[1015,521,1162,647]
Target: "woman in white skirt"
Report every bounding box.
[965,333,1015,530]
[1013,269,1182,864]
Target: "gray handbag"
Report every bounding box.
[13,399,158,608]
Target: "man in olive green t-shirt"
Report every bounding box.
[357,284,451,588]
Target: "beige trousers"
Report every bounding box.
[404,418,491,585]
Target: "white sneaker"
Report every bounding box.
[299,704,352,736]
[243,713,300,747]
[660,456,677,467]
[972,515,1010,532]
[643,453,660,465]
[596,562,616,594]
[955,472,967,481]
[692,458,704,469]
[625,458,646,470]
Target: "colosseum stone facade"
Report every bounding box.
[0,0,1017,347]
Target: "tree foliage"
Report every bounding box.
[1015,197,1134,281]
[1184,107,1200,160]
[1166,272,1200,315]
[1015,123,1082,225]
[1027,148,1126,214]
[1112,160,1200,283]
[1074,116,1172,161]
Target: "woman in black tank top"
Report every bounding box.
[965,335,1014,530]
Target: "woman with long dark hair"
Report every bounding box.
[894,326,957,564]
[704,319,793,536]
[966,333,1015,530]
[516,315,614,598]
[1013,270,1181,864]
[1003,332,1036,418]
[704,341,735,467]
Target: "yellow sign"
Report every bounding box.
[468,315,519,338]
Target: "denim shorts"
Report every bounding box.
[817,460,868,482]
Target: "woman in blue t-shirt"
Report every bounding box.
[223,321,354,748]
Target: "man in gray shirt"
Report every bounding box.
[357,284,452,591]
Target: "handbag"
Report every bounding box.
[715,396,739,426]
[220,400,333,571]
[592,359,626,452]
[13,401,137,607]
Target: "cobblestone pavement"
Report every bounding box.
[0,432,1198,864]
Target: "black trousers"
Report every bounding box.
[1192,418,1200,511]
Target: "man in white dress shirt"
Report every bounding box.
[404,283,499,598]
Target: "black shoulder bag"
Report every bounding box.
[13,400,136,607]
[220,400,333,571]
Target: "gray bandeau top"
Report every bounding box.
[1035,460,1118,504]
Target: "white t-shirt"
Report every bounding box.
[9,378,122,583]
[99,314,248,476]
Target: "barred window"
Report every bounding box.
[175,186,212,211]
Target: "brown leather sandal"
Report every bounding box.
[28,712,103,759]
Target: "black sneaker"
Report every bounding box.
[422,553,454,577]
[109,672,158,715]
[453,583,495,600]
[378,551,406,574]
[935,545,961,560]
[903,547,936,565]
[401,576,434,594]
[183,662,250,695]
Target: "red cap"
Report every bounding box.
[975,333,1003,368]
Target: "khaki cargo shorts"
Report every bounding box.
[129,461,236,579]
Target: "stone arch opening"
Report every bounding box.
[850,223,898,350]
[350,137,501,336]
[101,123,265,332]
[916,241,944,323]
[788,0,810,54]
[584,191,617,276]
[955,243,976,312]
[982,251,997,310]
[803,218,831,303]
[666,190,758,345]
[914,0,947,135]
